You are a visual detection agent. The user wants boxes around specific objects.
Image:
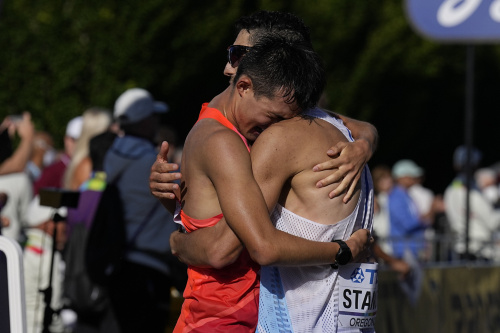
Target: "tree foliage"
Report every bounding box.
[1,0,499,192]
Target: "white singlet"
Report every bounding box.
[256,108,375,333]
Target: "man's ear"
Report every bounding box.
[236,75,253,97]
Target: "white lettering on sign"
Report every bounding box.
[437,0,483,27]
[491,0,500,22]
[437,0,500,27]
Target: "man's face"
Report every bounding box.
[235,85,300,142]
[397,176,418,189]
[226,30,301,141]
[223,30,252,79]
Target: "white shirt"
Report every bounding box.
[0,173,32,241]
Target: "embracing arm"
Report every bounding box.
[233,125,370,266]
[150,141,244,268]
[203,129,348,266]
[169,128,370,268]
[314,112,378,203]
[170,218,243,269]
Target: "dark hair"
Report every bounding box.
[235,10,312,48]
[234,34,325,112]
[89,131,117,171]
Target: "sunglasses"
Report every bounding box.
[227,45,251,68]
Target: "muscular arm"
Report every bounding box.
[171,125,369,268]
[170,218,242,269]
[200,129,343,266]
[314,112,378,203]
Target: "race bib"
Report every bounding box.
[338,262,378,329]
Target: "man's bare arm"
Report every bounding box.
[153,129,370,268]
[249,123,371,264]
[193,129,352,267]
[314,112,378,203]
[211,126,371,266]
[170,218,243,269]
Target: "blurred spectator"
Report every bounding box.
[66,131,117,235]
[372,165,394,254]
[64,130,119,333]
[0,192,10,233]
[389,159,439,260]
[0,172,32,242]
[475,167,500,207]
[407,163,447,260]
[63,108,112,190]
[371,165,411,277]
[23,196,67,333]
[103,88,176,333]
[0,112,35,175]
[34,116,83,195]
[444,146,500,260]
[408,174,435,217]
[372,240,411,279]
[26,131,56,183]
[81,131,117,191]
[0,114,34,242]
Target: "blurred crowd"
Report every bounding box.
[2,88,500,332]
[0,88,183,333]
[372,147,500,266]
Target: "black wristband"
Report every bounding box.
[331,239,352,269]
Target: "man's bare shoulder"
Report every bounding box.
[255,115,343,150]
[253,117,305,149]
[250,117,323,175]
[189,119,245,151]
[252,114,350,175]
[185,120,250,173]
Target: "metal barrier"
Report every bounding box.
[375,232,500,264]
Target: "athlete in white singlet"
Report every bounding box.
[257,108,376,333]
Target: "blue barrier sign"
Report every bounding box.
[405,0,500,42]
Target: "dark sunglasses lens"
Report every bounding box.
[228,46,248,68]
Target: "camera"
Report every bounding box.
[8,114,23,123]
[39,188,80,208]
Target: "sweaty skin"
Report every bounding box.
[170,110,372,269]
[223,30,378,202]
[149,29,378,205]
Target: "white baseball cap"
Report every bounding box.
[65,116,83,140]
[392,159,424,179]
[114,88,168,125]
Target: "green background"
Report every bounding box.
[1,0,499,193]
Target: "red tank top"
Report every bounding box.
[173,103,260,333]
